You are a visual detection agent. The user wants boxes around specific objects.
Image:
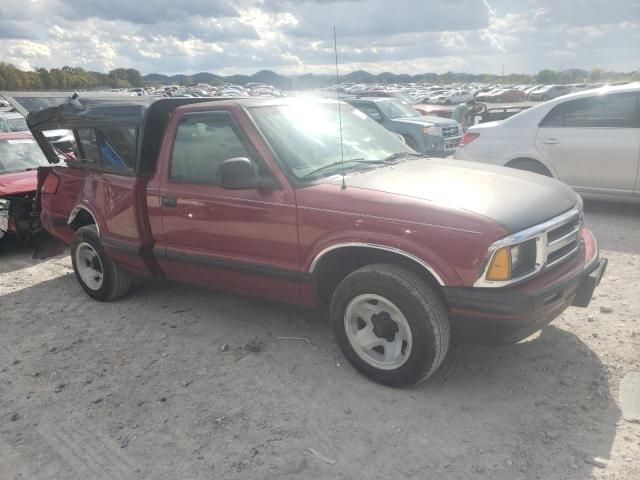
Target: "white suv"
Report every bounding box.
[454,84,640,201]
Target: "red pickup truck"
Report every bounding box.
[26,96,606,386]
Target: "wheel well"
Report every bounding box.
[506,157,552,177]
[68,208,96,231]
[312,247,442,306]
[402,135,418,149]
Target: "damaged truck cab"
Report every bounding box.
[26,95,607,386]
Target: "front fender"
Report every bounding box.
[303,229,464,287]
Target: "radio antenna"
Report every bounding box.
[333,26,346,190]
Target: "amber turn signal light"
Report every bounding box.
[486,247,512,281]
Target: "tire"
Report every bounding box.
[403,135,419,151]
[71,225,133,301]
[507,158,552,177]
[330,264,450,387]
[444,99,451,105]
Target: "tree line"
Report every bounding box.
[0,63,143,91]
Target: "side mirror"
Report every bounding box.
[218,157,277,190]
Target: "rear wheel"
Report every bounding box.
[331,264,450,387]
[71,225,133,301]
[507,158,552,177]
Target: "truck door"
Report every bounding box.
[153,109,303,301]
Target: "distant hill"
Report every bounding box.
[142,69,293,89]
[340,70,377,84]
[142,67,637,90]
[143,69,435,89]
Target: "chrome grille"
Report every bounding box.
[543,211,582,267]
[442,125,461,138]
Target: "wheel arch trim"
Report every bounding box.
[308,242,446,286]
[506,152,558,177]
[67,205,100,235]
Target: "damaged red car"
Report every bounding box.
[0,132,50,241]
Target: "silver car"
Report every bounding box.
[454,84,640,202]
[528,85,573,101]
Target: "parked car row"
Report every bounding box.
[327,81,634,106]
[114,82,284,99]
[475,88,527,103]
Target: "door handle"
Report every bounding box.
[542,138,560,145]
[161,196,177,208]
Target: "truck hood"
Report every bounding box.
[394,116,456,127]
[0,170,38,197]
[331,158,579,233]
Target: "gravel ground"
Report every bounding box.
[1,200,639,480]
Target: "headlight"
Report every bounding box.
[0,198,9,210]
[423,126,442,136]
[510,244,521,270]
[485,239,537,281]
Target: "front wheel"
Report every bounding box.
[331,264,450,387]
[71,225,133,301]
[402,135,419,151]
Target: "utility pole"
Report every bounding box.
[502,64,505,77]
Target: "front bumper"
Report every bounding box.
[443,229,606,344]
[423,135,462,157]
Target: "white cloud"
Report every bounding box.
[4,41,51,69]
[440,32,468,50]
[0,0,637,75]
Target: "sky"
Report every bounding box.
[0,0,638,76]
